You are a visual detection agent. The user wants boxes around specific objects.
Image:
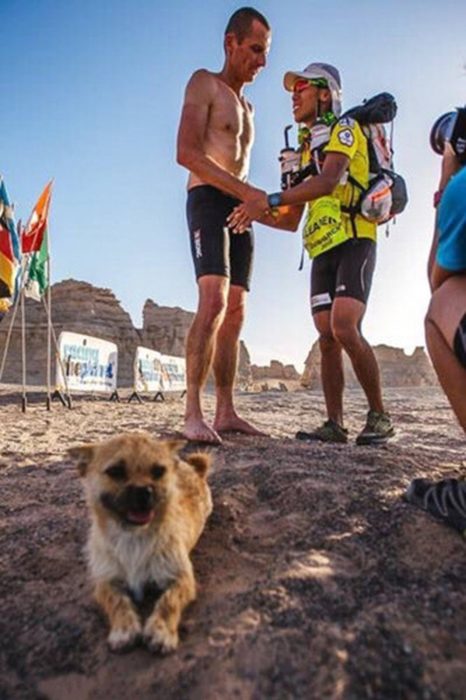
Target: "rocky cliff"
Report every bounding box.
[0,281,141,387]
[251,360,300,382]
[0,280,252,388]
[141,300,193,358]
[301,341,438,389]
[141,299,251,385]
[248,359,302,393]
[0,280,437,391]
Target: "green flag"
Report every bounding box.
[24,228,49,301]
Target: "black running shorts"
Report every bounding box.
[186,185,254,291]
[453,313,466,369]
[310,238,376,314]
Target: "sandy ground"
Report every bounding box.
[0,386,465,700]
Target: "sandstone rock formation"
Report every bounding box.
[142,299,193,358]
[247,361,301,393]
[251,360,300,381]
[0,280,437,392]
[141,299,251,386]
[0,280,252,389]
[0,280,141,387]
[301,340,438,389]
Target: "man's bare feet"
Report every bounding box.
[213,413,268,436]
[182,418,222,445]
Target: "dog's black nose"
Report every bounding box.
[126,485,155,511]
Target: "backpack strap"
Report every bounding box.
[339,125,387,235]
[340,181,361,237]
[339,162,368,237]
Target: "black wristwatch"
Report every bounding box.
[267,192,283,208]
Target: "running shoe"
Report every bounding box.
[356,410,394,445]
[405,478,466,535]
[295,419,348,444]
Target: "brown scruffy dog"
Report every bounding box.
[69,431,212,654]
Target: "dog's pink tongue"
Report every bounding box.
[127,510,154,525]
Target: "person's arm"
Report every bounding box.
[176,70,267,209]
[274,151,349,206]
[228,151,349,231]
[256,204,305,231]
[427,226,440,290]
[428,144,462,291]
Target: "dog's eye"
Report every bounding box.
[105,461,127,480]
[151,464,166,480]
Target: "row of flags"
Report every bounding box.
[0,178,52,314]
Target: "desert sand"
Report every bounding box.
[0,385,465,700]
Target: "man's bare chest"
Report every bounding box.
[209,91,253,144]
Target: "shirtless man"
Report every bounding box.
[176,7,271,444]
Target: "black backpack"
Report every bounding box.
[340,92,408,228]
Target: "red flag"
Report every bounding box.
[21,181,53,254]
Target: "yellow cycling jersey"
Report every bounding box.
[324,117,377,241]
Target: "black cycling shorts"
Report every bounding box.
[186,185,254,291]
[310,238,376,314]
[453,313,466,369]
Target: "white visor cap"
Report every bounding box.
[283,62,342,117]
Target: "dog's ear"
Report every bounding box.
[186,452,211,478]
[68,444,96,477]
[164,439,188,454]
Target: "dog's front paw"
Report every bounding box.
[143,617,179,654]
[108,617,142,653]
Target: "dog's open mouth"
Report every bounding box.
[125,510,155,526]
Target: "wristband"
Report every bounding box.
[267,192,283,208]
[433,190,444,208]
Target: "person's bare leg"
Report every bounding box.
[213,285,266,435]
[331,297,384,413]
[314,310,345,425]
[183,275,228,443]
[425,277,466,431]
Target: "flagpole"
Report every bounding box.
[41,297,72,409]
[0,294,21,383]
[20,285,27,412]
[45,185,53,409]
[46,244,52,410]
[20,180,54,409]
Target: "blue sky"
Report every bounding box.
[3,0,466,370]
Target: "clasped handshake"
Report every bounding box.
[227,187,271,234]
[227,139,303,233]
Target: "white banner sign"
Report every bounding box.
[133,348,186,394]
[134,347,164,393]
[56,332,118,393]
[161,354,186,393]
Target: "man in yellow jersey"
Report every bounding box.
[229,63,394,445]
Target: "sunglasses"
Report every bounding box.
[293,78,329,93]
